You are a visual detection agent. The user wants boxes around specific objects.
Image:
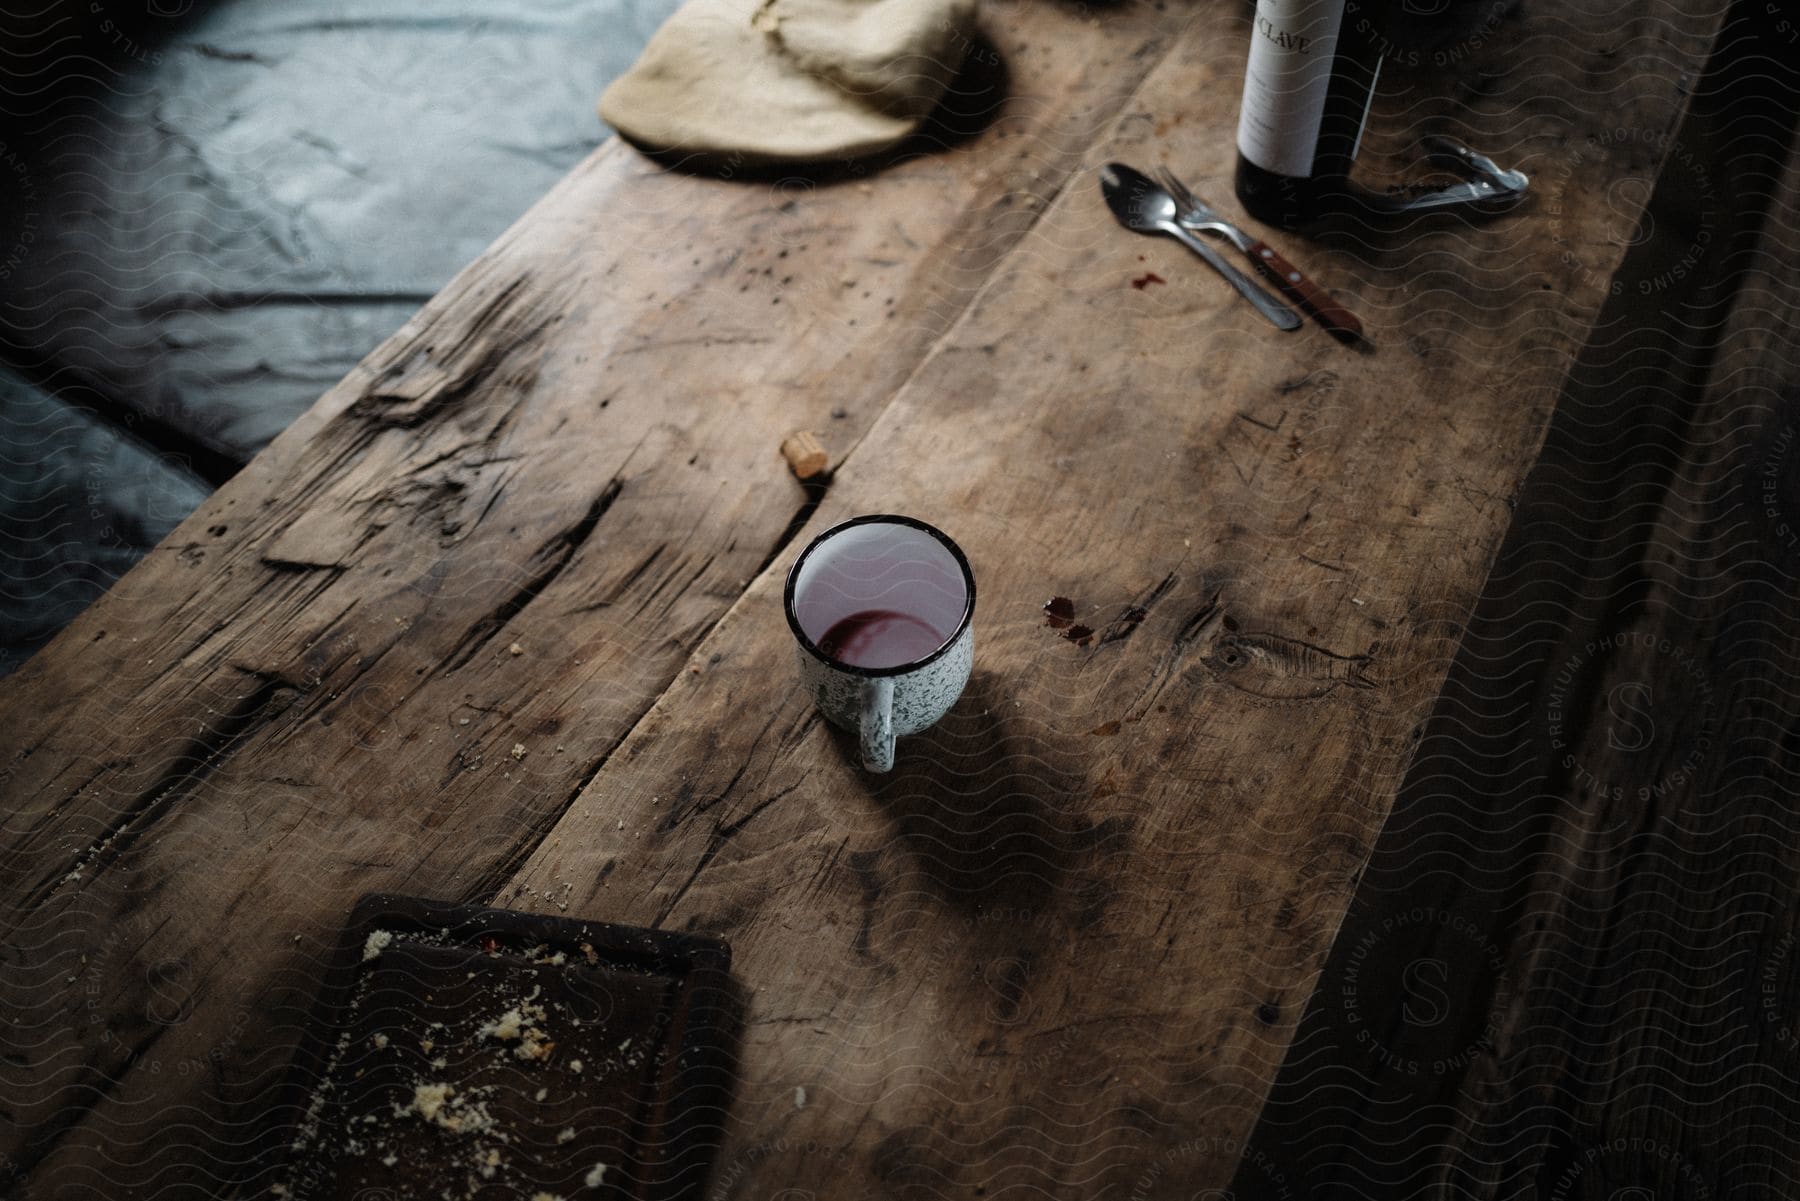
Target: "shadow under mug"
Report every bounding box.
[784,514,976,772]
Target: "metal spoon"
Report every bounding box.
[1099,162,1302,332]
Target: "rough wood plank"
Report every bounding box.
[0,1,1198,1192]
[482,4,1729,1198]
[1236,5,1800,1195]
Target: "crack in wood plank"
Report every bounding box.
[13,669,300,913]
[651,777,807,930]
[437,476,624,673]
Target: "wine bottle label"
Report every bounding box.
[1235,0,1346,178]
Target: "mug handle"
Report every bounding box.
[859,678,895,773]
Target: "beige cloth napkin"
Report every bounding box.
[599,0,980,165]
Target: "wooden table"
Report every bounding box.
[4,0,1786,1196]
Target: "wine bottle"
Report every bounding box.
[1233,0,1382,230]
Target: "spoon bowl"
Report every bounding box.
[1099,162,1182,232]
[1098,162,1301,331]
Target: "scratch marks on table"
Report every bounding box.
[436,476,624,674]
[1097,572,1178,646]
[1276,369,1337,396]
[1218,406,1289,487]
[651,776,807,931]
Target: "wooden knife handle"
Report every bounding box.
[1245,239,1365,344]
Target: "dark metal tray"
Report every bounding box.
[265,893,736,1200]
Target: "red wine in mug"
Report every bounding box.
[792,523,967,670]
[817,609,947,669]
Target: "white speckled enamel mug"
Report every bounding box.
[784,515,976,773]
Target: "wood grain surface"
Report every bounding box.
[0,0,1734,1196]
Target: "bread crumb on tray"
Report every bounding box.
[401,1083,496,1135]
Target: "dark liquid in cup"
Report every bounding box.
[816,608,947,669]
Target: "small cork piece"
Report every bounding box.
[780,430,830,480]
